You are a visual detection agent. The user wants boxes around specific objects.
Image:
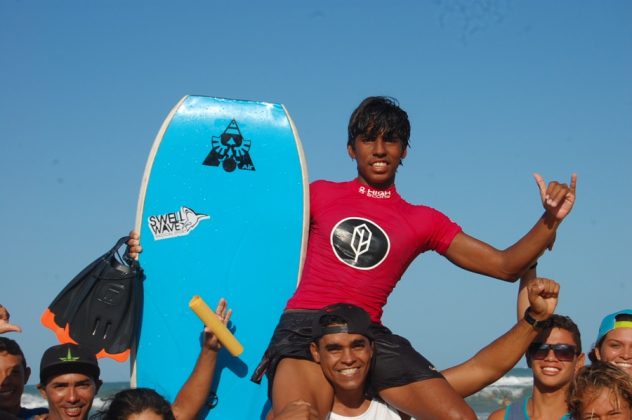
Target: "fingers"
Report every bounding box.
[533,173,547,200]
[0,322,23,334]
[569,173,577,193]
[534,173,577,208]
[223,308,233,325]
[214,298,232,325]
[126,230,142,259]
[203,298,233,351]
[536,278,560,297]
[527,277,559,296]
[527,278,560,318]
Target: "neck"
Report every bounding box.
[355,177,395,190]
[332,387,370,416]
[529,383,570,419]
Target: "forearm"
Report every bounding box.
[441,319,539,398]
[446,216,557,282]
[517,266,537,321]
[497,213,559,280]
[171,348,218,420]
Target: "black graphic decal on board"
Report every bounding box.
[203,119,255,172]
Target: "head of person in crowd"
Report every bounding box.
[347,96,411,150]
[98,388,175,420]
[37,343,102,420]
[568,361,632,419]
[309,303,374,396]
[347,96,411,188]
[526,314,585,391]
[0,337,30,415]
[589,309,632,376]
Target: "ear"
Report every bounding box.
[594,345,603,361]
[575,353,586,371]
[309,342,321,364]
[95,379,103,392]
[401,147,408,159]
[347,144,356,160]
[24,366,31,384]
[37,383,48,400]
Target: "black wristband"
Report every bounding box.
[524,307,551,329]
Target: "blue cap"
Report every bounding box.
[596,309,632,346]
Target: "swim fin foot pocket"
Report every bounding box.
[41,236,144,362]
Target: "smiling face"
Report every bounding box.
[310,331,373,393]
[0,352,29,414]
[596,328,632,376]
[578,388,632,420]
[348,134,407,189]
[530,328,585,391]
[38,373,99,420]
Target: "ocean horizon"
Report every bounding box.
[22,367,533,419]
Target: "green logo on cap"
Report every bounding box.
[59,348,80,363]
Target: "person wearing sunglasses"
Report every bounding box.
[490,265,585,420]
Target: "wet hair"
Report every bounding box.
[526,315,582,366]
[347,96,411,149]
[96,388,175,420]
[589,313,632,363]
[567,361,632,419]
[0,337,26,370]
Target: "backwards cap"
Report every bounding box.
[312,303,373,341]
[596,309,632,346]
[40,343,100,384]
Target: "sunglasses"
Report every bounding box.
[528,342,577,362]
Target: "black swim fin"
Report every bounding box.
[41,236,143,362]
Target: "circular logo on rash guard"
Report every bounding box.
[330,217,390,270]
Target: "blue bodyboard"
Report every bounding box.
[132,96,308,418]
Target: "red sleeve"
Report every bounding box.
[419,206,462,255]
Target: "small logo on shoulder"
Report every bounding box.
[148,206,210,240]
[203,119,255,172]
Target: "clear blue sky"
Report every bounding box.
[2,0,631,383]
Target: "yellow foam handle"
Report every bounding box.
[189,295,244,357]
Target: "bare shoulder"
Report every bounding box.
[488,407,506,420]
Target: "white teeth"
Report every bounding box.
[64,407,82,416]
[338,368,358,376]
[371,162,387,167]
[542,367,561,374]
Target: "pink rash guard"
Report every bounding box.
[286,179,462,323]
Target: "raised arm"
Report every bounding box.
[444,173,576,281]
[171,298,232,420]
[441,278,559,397]
[517,264,538,321]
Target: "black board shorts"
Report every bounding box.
[251,310,443,395]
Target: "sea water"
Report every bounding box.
[21,368,534,419]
